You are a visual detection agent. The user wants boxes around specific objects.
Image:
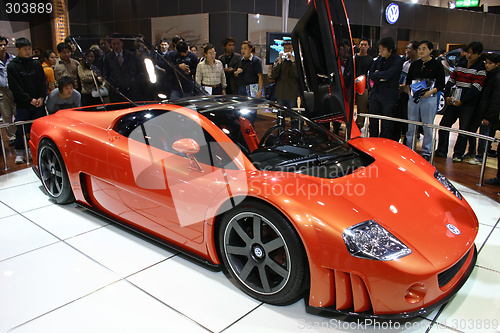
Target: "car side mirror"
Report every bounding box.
[355,75,366,95]
[172,138,203,172]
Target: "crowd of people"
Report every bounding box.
[357,37,499,189]
[0,33,498,189]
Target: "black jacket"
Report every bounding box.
[103,49,138,93]
[166,50,198,92]
[477,66,500,122]
[368,52,404,104]
[7,56,47,108]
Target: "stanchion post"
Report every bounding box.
[22,124,31,165]
[412,125,418,151]
[478,149,488,186]
[0,126,9,170]
[430,128,437,165]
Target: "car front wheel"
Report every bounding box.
[218,202,308,305]
[38,140,75,204]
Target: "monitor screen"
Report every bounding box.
[455,0,479,7]
[266,32,293,65]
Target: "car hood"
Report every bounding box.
[334,138,478,265]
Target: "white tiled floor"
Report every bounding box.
[0,169,499,333]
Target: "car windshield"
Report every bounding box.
[176,97,348,170]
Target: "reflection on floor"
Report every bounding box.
[0,168,499,332]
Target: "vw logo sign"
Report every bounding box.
[447,223,461,235]
[385,3,399,24]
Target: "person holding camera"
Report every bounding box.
[166,41,198,100]
[269,40,299,109]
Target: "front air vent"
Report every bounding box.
[438,249,471,288]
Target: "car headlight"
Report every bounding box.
[434,170,462,200]
[343,220,412,261]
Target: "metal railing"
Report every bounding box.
[1,112,499,186]
[358,113,500,185]
[0,119,35,171]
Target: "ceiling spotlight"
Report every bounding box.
[412,0,418,3]
[448,1,456,8]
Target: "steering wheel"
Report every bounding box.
[283,128,305,145]
[258,124,285,148]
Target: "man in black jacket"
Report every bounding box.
[166,41,198,100]
[7,38,47,164]
[218,37,241,95]
[103,33,138,103]
[368,37,404,139]
[470,53,500,167]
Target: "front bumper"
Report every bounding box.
[306,245,477,319]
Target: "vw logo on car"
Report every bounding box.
[447,223,461,235]
[385,3,399,24]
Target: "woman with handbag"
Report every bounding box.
[78,49,106,106]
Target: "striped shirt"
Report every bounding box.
[195,59,226,89]
[445,58,486,105]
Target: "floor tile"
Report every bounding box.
[10,280,209,333]
[434,266,500,333]
[0,201,17,218]
[0,181,52,213]
[0,167,39,190]
[462,193,500,228]
[0,242,120,332]
[450,182,500,227]
[22,204,108,240]
[223,301,432,332]
[476,223,495,251]
[65,225,176,277]
[476,227,500,272]
[128,256,261,333]
[0,214,59,262]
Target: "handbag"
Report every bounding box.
[91,86,108,98]
[90,70,109,98]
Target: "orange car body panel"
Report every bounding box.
[30,105,478,316]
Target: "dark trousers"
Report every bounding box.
[392,92,409,142]
[497,148,500,179]
[436,104,476,158]
[469,116,493,157]
[369,96,396,139]
[14,105,46,152]
[238,85,248,96]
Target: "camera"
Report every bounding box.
[281,52,291,60]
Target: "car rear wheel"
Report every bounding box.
[218,202,308,305]
[38,140,75,204]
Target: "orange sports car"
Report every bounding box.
[29,0,477,319]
